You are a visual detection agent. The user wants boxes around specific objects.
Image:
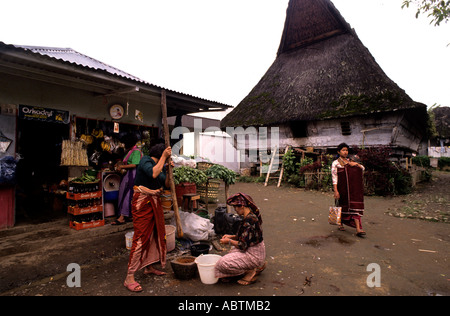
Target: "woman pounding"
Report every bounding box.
[215,193,267,285]
[331,143,366,237]
[123,143,172,292]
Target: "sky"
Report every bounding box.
[1,0,449,120]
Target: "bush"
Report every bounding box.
[412,155,430,168]
[438,157,450,169]
[356,146,412,196]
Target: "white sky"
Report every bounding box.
[1,0,449,120]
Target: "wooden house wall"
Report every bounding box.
[230,111,426,167]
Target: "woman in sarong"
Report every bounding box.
[123,144,172,292]
[215,193,266,285]
[331,143,366,237]
[113,133,142,225]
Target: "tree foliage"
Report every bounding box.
[402,0,450,26]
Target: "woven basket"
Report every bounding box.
[197,180,220,203]
[197,162,214,171]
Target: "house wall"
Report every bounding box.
[231,111,426,169]
[0,73,161,127]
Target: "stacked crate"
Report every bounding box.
[67,180,104,230]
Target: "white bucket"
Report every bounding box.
[165,225,176,252]
[125,231,134,250]
[194,254,222,284]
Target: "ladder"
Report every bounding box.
[263,145,291,187]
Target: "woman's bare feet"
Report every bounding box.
[237,269,257,286]
[144,265,166,276]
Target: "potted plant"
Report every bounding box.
[172,166,208,206]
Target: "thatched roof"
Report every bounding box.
[221,0,426,128]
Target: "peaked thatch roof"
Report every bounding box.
[221,0,426,128]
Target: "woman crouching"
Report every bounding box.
[215,193,266,285]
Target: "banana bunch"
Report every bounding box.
[91,129,104,139]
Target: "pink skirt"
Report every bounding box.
[215,241,266,278]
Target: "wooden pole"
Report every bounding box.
[225,183,231,213]
[161,89,183,238]
[264,145,278,187]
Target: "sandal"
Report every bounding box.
[124,281,142,292]
[338,225,346,231]
[356,231,366,238]
[111,219,126,226]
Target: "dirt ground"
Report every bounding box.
[0,171,449,297]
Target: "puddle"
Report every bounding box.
[300,235,355,248]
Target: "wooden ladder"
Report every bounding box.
[263,145,291,187]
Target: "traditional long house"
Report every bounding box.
[221,0,428,162]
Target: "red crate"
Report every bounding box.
[68,205,103,216]
[69,220,105,231]
[66,190,102,200]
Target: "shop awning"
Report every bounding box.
[0,42,231,117]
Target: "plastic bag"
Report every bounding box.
[171,210,215,241]
[328,202,342,226]
[0,156,18,185]
[171,155,197,168]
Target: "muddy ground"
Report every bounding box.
[0,172,449,297]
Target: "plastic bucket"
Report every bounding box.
[125,231,134,250]
[194,254,222,284]
[165,225,176,252]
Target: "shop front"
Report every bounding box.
[13,104,160,226]
[0,42,231,229]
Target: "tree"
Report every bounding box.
[402,0,450,26]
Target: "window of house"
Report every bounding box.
[340,121,351,136]
[290,121,308,138]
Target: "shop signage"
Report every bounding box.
[19,105,70,124]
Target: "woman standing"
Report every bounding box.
[113,134,142,225]
[123,143,172,292]
[331,143,366,237]
[215,193,266,285]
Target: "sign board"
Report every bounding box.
[18,105,70,124]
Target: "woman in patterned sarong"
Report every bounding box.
[331,143,366,237]
[215,193,266,285]
[123,144,172,292]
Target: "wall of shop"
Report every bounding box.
[0,107,16,229]
[0,73,161,127]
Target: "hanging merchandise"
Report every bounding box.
[135,109,143,122]
[0,155,19,185]
[60,140,89,166]
[0,131,13,153]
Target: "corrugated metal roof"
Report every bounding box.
[15,45,147,83]
[1,42,231,109]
